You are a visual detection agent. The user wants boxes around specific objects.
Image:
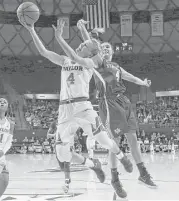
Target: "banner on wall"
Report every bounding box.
[120,13,133,37]
[58,16,70,39]
[156,90,179,97]
[151,12,164,36]
[24,94,60,99]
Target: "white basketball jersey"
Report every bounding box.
[0,118,11,150]
[60,58,93,101]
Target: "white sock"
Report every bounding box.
[88,149,94,159]
[85,158,94,168]
[116,151,124,160]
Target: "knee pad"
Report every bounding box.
[0,171,9,197]
[55,143,72,162]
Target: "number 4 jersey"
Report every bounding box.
[60,58,93,101]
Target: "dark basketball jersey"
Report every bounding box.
[93,60,126,98]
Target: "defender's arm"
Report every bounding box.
[54,20,95,69]
[120,67,151,87]
[77,20,91,41]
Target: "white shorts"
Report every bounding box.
[55,143,72,162]
[57,101,98,143]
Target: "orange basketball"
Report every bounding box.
[17,2,40,25]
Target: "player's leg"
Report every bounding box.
[98,99,133,173]
[56,121,78,193]
[0,168,9,197]
[109,152,127,198]
[56,142,72,193]
[125,103,157,188]
[86,136,95,159]
[108,136,127,198]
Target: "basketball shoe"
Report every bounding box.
[138,166,157,188]
[90,158,105,183]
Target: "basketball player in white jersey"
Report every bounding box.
[19,18,133,189]
[47,121,96,193]
[0,98,14,197]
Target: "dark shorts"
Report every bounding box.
[98,95,138,138]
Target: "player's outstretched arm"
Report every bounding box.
[53,19,95,69]
[77,20,105,42]
[18,20,66,66]
[77,19,91,41]
[120,67,151,87]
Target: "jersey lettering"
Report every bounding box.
[67,73,75,85]
[63,66,83,71]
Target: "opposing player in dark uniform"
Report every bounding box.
[94,45,157,196]
[77,20,157,198]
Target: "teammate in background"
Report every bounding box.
[0,98,15,197]
[19,18,133,194]
[77,19,157,198]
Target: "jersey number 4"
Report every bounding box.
[67,73,75,85]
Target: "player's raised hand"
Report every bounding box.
[143,78,151,87]
[77,19,89,30]
[52,19,65,38]
[18,18,34,31]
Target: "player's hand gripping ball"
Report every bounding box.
[17,2,40,28]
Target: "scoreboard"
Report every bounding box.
[114,42,133,52]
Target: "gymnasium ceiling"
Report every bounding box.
[0,0,179,56]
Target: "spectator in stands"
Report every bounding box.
[137,138,145,153]
[34,139,40,145]
[13,138,17,143]
[23,137,29,143]
[43,139,51,153]
[28,143,35,153]
[144,137,150,152]
[29,136,35,143]
[141,130,146,141]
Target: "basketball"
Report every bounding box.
[17,2,40,25]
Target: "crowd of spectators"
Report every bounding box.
[24,100,59,128]
[9,131,83,154]
[24,96,179,129]
[120,130,179,153]
[21,97,179,154]
[9,129,179,155]
[136,96,179,128]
